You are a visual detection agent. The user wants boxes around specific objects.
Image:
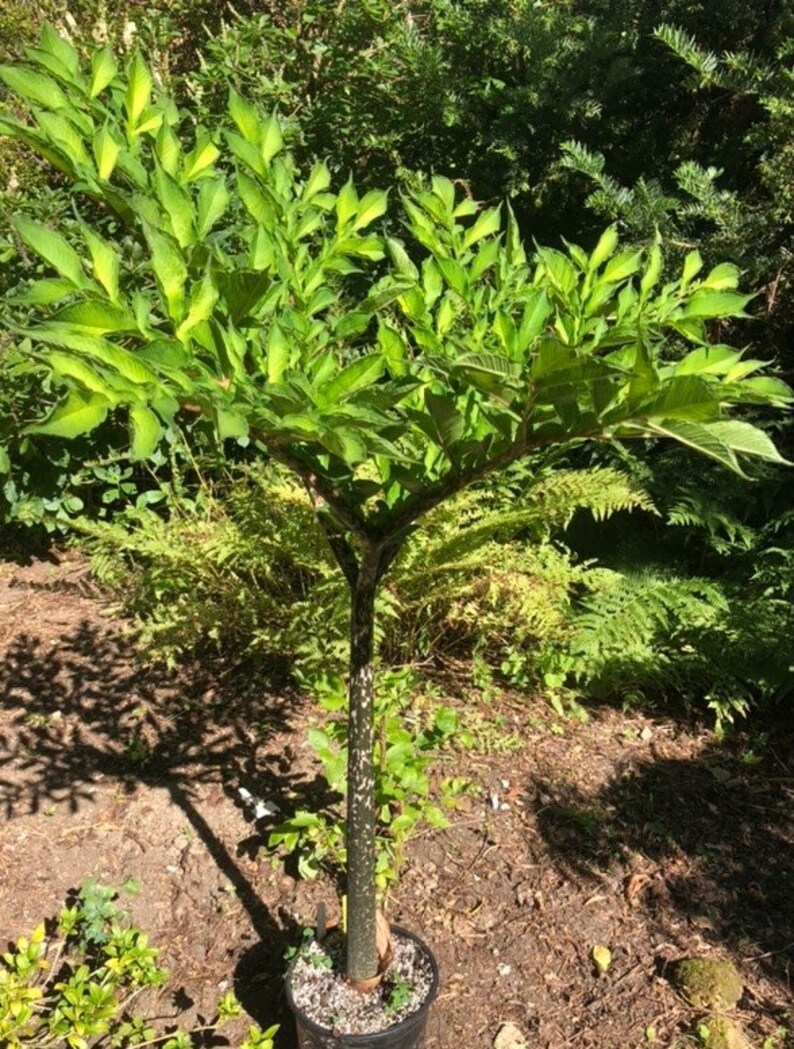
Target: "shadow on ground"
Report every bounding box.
[0,612,337,1046]
[533,726,794,1002]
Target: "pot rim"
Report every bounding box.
[284,923,439,1044]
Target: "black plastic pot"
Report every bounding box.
[285,925,439,1049]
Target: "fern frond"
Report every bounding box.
[561,569,730,699]
[667,493,757,552]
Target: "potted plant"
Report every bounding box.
[1,26,790,1045]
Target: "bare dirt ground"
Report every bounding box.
[1,552,792,1049]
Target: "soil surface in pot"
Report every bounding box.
[289,930,434,1035]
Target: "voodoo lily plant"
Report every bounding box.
[1,27,790,987]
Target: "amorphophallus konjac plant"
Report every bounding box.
[1,26,790,989]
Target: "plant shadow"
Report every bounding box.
[532,724,794,1003]
[0,600,333,1034]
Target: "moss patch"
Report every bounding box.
[698,1016,751,1049]
[674,958,743,1010]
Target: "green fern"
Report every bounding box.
[564,571,728,671]
[386,465,654,668]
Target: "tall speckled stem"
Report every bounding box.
[345,543,381,983]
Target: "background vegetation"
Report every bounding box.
[1,0,792,730]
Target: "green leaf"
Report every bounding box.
[470,238,501,280]
[13,217,90,289]
[225,130,266,177]
[601,249,643,284]
[424,390,464,451]
[334,235,382,261]
[682,250,703,284]
[11,277,75,305]
[674,344,742,376]
[589,226,618,270]
[216,407,249,440]
[0,64,68,109]
[386,237,419,279]
[0,446,10,474]
[537,248,578,294]
[518,289,552,350]
[361,278,413,313]
[237,172,272,226]
[182,136,219,181]
[26,326,158,385]
[125,53,152,128]
[47,351,115,395]
[260,114,282,164]
[455,352,521,382]
[92,125,121,181]
[129,405,161,460]
[646,418,741,474]
[706,420,789,464]
[642,375,717,421]
[197,177,229,236]
[378,324,409,377]
[143,225,187,320]
[317,354,385,406]
[682,290,753,319]
[51,300,137,334]
[640,244,663,296]
[176,269,219,341]
[82,226,121,302]
[629,337,657,403]
[156,121,181,175]
[24,389,109,438]
[89,46,117,97]
[701,262,740,291]
[336,180,359,230]
[266,323,289,384]
[334,311,371,339]
[735,375,793,405]
[462,206,501,250]
[353,189,389,231]
[39,25,80,75]
[436,257,467,295]
[322,426,368,464]
[154,164,195,247]
[431,175,455,211]
[304,161,331,199]
[36,112,88,165]
[137,338,189,369]
[137,111,165,140]
[228,88,260,144]
[218,268,272,323]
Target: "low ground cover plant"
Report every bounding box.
[0,880,276,1049]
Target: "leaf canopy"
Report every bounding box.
[1,27,790,545]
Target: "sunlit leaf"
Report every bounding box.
[24,390,110,438]
[0,64,68,109]
[89,45,117,97]
[13,217,90,289]
[129,404,162,460]
[125,53,152,128]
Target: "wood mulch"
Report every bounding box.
[1,552,792,1048]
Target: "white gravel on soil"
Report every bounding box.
[288,930,434,1036]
